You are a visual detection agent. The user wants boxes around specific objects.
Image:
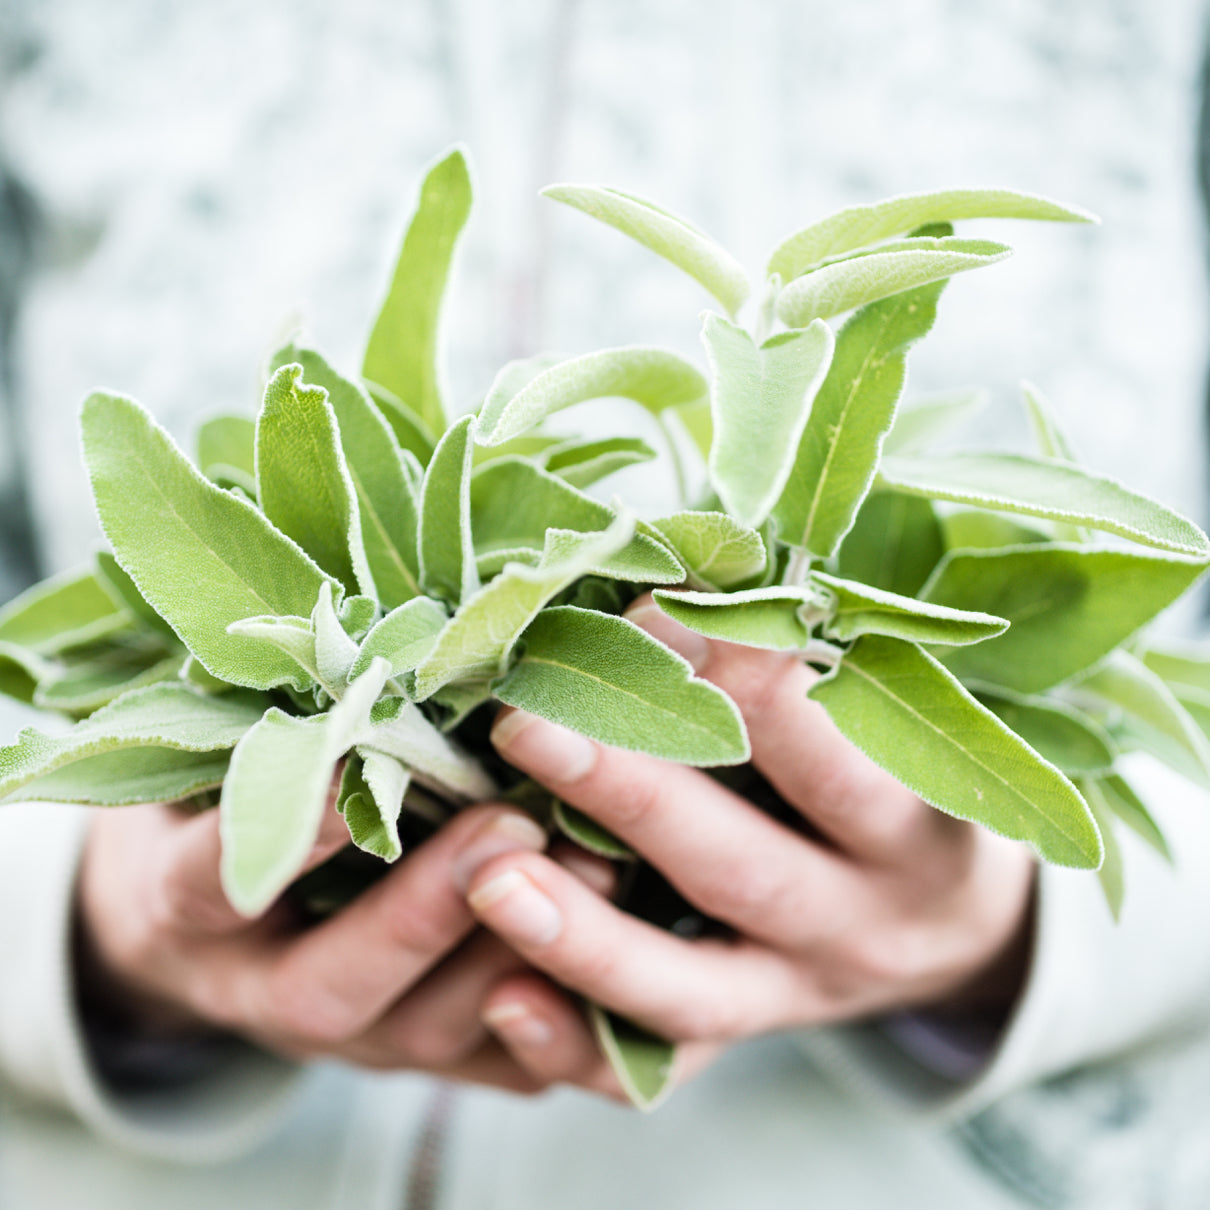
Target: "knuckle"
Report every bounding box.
[390,1017,477,1068]
[663,996,736,1043]
[382,897,460,959]
[259,973,363,1047]
[606,775,665,833]
[704,855,789,921]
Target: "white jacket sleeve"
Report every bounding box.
[803,753,1210,1117]
[0,801,305,1163]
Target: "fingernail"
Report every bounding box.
[626,603,711,672]
[492,712,598,783]
[483,1002,553,1048]
[468,870,563,945]
[452,813,548,893]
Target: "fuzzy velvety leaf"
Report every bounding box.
[976,687,1116,775]
[544,436,657,489]
[811,570,1007,645]
[773,283,945,558]
[196,415,256,482]
[220,660,390,916]
[476,348,707,447]
[225,615,318,693]
[649,512,765,591]
[493,606,749,765]
[95,551,179,641]
[1141,642,1210,700]
[311,582,360,692]
[589,1004,677,1112]
[543,184,749,317]
[652,585,831,650]
[419,415,479,606]
[767,188,1095,281]
[1072,651,1210,789]
[471,457,612,552]
[1021,381,1078,462]
[882,389,985,456]
[835,491,944,598]
[809,635,1101,868]
[1095,773,1171,862]
[1078,779,1123,919]
[776,238,1009,326]
[702,315,834,528]
[362,147,472,434]
[413,517,639,698]
[940,511,1049,551]
[274,345,422,608]
[0,682,265,803]
[879,453,1209,557]
[256,363,372,596]
[350,596,448,682]
[339,748,408,862]
[552,800,635,860]
[354,695,497,801]
[34,651,185,718]
[365,382,437,466]
[0,566,130,655]
[0,642,49,704]
[82,393,339,689]
[924,546,1208,694]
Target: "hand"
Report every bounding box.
[462,599,1036,1100]
[77,794,568,1091]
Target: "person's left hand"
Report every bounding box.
[461,598,1036,1100]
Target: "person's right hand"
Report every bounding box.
[76,795,570,1092]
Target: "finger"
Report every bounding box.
[153,781,353,937]
[491,709,859,946]
[626,597,943,863]
[218,807,547,1046]
[466,852,820,1041]
[333,1031,547,1094]
[361,931,527,1068]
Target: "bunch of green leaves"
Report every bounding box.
[1,148,1208,1110]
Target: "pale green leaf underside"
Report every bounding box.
[362,146,472,434]
[476,348,707,447]
[350,596,448,682]
[543,183,749,317]
[588,1003,677,1112]
[703,315,834,527]
[924,546,1208,694]
[0,682,265,802]
[493,606,749,766]
[649,512,766,590]
[880,453,1210,557]
[767,187,1096,281]
[776,240,1009,327]
[652,586,828,650]
[340,748,409,862]
[811,570,1007,646]
[809,635,1101,868]
[82,392,338,690]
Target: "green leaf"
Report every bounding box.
[649,512,764,591]
[835,491,944,598]
[882,389,985,456]
[588,1004,677,1112]
[364,382,437,466]
[419,414,479,606]
[476,348,707,447]
[1095,773,1171,862]
[220,659,391,916]
[767,187,1096,281]
[544,436,657,489]
[543,184,749,317]
[652,586,821,650]
[940,511,1050,551]
[0,566,131,655]
[879,453,1209,557]
[471,457,612,552]
[0,682,266,803]
[552,799,634,860]
[493,606,749,765]
[311,581,360,692]
[1021,381,1078,462]
[82,392,339,689]
[811,570,1007,646]
[702,315,834,528]
[670,397,713,463]
[431,679,494,730]
[255,363,372,596]
[1140,642,1210,699]
[196,415,256,482]
[95,551,179,642]
[225,615,318,693]
[413,515,640,698]
[809,635,1101,868]
[776,239,1009,327]
[338,748,408,862]
[354,695,497,802]
[1071,651,1210,788]
[34,650,185,718]
[1078,779,1124,918]
[772,282,945,558]
[975,687,1116,775]
[924,546,1209,694]
[362,146,472,434]
[273,345,422,608]
[0,642,50,704]
[350,596,448,682]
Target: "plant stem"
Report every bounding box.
[784,546,813,586]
